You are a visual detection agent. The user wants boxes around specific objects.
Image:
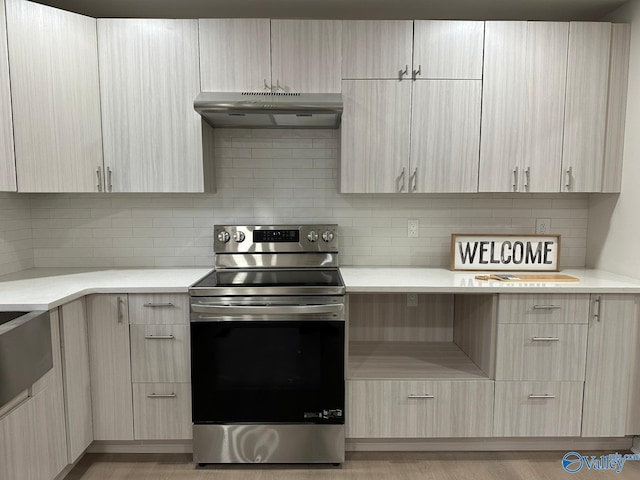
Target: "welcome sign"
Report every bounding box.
[451,234,561,271]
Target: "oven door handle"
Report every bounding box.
[191,304,344,315]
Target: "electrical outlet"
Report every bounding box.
[536,218,551,234]
[408,219,419,238]
[406,293,418,307]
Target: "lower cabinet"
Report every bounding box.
[0,311,67,480]
[347,380,494,438]
[87,294,134,440]
[132,383,192,440]
[493,381,584,437]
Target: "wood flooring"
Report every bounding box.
[64,451,640,480]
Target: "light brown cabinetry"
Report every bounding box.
[97,19,207,193]
[0,311,68,480]
[582,294,637,437]
[340,20,484,193]
[5,0,103,193]
[199,19,341,94]
[129,293,191,440]
[87,294,134,441]
[59,298,93,463]
[0,0,15,192]
[480,21,630,193]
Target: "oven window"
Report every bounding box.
[191,321,344,424]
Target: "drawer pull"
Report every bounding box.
[532,337,560,342]
[147,393,176,398]
[408,394,434,399]
[143,303,174,308]
[533,305,561,310]
[144,335,175,340]
[528,394,556,399]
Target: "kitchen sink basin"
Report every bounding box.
[0,310,52,407]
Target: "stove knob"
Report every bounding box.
[233,231,245,243]
[217,230,230,243]
[307,231,319,243]
[322,230,334,242]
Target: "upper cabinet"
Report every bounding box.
[342,20,413,80]
[480,21,630,193]
[5,0,103,193]
[412,21,484,80]
[199,19,271,92]
[0,0,15,192]
[199,19,341,93]
[340,20,484,193]
[98,19,207,193]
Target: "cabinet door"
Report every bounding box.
[98,19,203,192]
[6,0,103,193]
[410,80,481,192]
[582,294,636,437]
[342,20,413,80]
[0,311,67,480]
[132,383,192,440]
[60,298,93,463]
[522,22,568,193]
[199,19,271,92]
[87,294,134,440]
[562,22,611,193]
[271,20,341,93]
[413,21,484,79]
[340,80,411,193]
[478,22,527,192]
[0,0,15,192]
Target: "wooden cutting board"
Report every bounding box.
[474,273,579,282]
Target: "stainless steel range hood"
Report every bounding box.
[194,92,342,129]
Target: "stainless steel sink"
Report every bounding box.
[0,311,52,407]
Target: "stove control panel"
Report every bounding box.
[214,225,338,253]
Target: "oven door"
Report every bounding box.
[190,297,345,425]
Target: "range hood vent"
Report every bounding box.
[195,92,342,129]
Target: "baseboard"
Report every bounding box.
[346,437,634,452]
[632,437,640,454]
[87,440,193,454]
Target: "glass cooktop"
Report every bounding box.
[192,269,344,288]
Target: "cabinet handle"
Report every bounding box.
[117,296,124,324]
[524,167,530,190]
[533,305,561,310]
[263,79,271,91]
[528,394,556,399]
[144,335,175,340]
[410,168,417,192]
[512,166,519,192]
[398,167,406,192]
[147,393,176,398]
[565,166,573,190]
[143,303,174,308]
[593,296,601,322]
[532,337,560,342]
[96,167,103,192]
[412,65,422,80]
[399,65,408,80]
[408,394,434,399]
[107,167,113,192]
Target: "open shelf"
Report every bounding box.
[348,341,490,380]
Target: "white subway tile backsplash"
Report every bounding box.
[0,130,592,271]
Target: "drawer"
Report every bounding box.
[347,380,493,438]
[493,381,583,437]
[132,383,191,440]
[128,294,189,324]
[130,325,190,382]
[495,324,588,381]
[497,294,590,324]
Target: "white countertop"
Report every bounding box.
[1,266,639,311]
[0,268,211,311]
[339,268,640,294]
